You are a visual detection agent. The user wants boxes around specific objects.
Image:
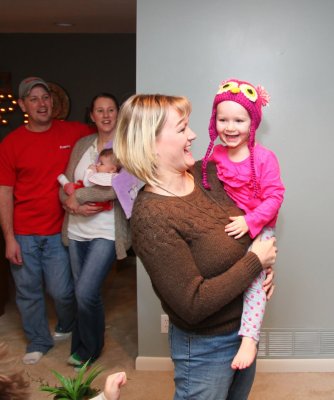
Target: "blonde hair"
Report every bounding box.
[113,94,191,186]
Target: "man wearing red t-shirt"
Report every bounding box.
[0,77,94,365]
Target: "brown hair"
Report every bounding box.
[0,343,30,400]
[99,148,121,172]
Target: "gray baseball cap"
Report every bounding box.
[18,76,50,98]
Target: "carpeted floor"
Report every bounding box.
[1,256,334,399]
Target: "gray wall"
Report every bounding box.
[0,33,136,138]
[137,0,334,358]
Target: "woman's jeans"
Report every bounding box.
[68,238,116,361]
[169,324,256,400]
[11,234,75,354]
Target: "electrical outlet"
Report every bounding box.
[161,314,169,333]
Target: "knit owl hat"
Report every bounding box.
[202,78,270,196]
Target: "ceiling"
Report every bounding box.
[0,0,136,33]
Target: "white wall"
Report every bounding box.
[136,0,334,361]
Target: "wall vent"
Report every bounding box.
[258,329,334,358]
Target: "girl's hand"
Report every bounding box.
[225,216,249,239]
[250,235,277,269]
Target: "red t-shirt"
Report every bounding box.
[0,120,94,235]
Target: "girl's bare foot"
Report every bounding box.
[231,337,257,370]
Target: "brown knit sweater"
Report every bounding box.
[131,161,263,335]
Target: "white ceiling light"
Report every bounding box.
[55,22,74,27]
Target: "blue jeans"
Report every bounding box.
[11,234,76,354]
[68,238,116,361]
[169,324,256,400]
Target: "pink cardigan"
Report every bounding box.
[210,143,285,238]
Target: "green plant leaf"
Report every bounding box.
[74,359,90,388]
[52,370,72,388]
[84,365,105,386]
[40,386,59,394]
[40,360,103,400]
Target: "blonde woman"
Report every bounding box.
[114,94,277,400]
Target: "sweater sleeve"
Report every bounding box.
[74,185,116,204]
[131,196,262,326]
[245,149,285,238]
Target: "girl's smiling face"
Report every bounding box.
[216,101,251,154]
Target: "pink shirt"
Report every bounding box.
[210,143,285,238]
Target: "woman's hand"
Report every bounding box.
[64,193,103,216]
[76,203,104,216]
[262,266,275,300]
[64,193,80,213]
[251,236,277,300]
[250,235,277,269]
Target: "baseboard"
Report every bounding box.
[136,356,173,371]
[136,356,334,372]
[256,358,334,372]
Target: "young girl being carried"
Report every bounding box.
[202,78,285,370]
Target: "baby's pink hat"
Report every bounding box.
[202,78,270,196]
